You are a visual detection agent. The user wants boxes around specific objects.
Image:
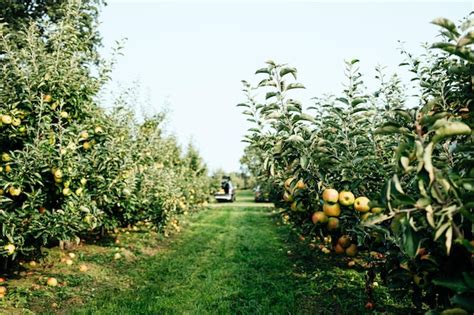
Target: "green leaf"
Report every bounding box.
[431,17,460,37]
[433,276,470,293]
[351,107,368,114]
[300,155,309,169]
[265,92,279,100]
[265,60,276,66]
[433,121,471,143]
[287,105,300,112]
[434,222,451,241]
[392,174,405,194]
[266,112,283,120]
[462,272,474,289]
[258,79,277,87]
[446,225,453,254]
[423,142,435,184]
[336,97,349,105]
[401,221,420,258]
[299,113,316,123]
[374,125,400,135]
[279,67,297,79]
[287,135,304,143]
[451,293,474,312]
[400,156,410,171]
[394,109,413,121]
[255,67,270,75]
[351,98,366,107]
[285,83,305,91]
[457,31,474,47]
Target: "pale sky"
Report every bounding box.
[99,0,472,173]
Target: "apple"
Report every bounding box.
[43,94,52,103]
[323,203,341,217]
[296,179,306,190]
[1,153,11,162]
[53,169,63,179]
[79,131,89,140]
[311,211,328,224]
[4,244,15,255]
[322,188,339,203]
[12,118,21,127]
[79,264,88,272]
[354,197,370,212]
[371,207,384,214]
[339,191,355,206]
[46,277,58,287]
[114,253,121,260]
[65,259,73,266]
[1,115,12,125]
[345,244,358,256]
[338,235,352,248]
[334,243,345,254]
[68,253,76,259]
[327,217,340,231]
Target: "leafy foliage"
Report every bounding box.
[239,14,473,313]
[0,1,212,269]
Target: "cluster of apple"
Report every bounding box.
[282,177,306,211]
[312,188,382,225]
[310,188,385,256]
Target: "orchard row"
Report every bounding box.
[239,16,473,314]
[0,4,212,269]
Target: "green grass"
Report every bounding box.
[4,190,409,314]
[69,190,408,314]
[72,192,302,314]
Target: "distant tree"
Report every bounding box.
[0,0,105,57]
[184,143,207,176]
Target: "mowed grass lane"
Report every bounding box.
[73,191,306,314]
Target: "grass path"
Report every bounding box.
[73,191,307,314]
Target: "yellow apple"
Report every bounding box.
[323,202,341,217]
[339,191,355,206]
[4,244,15,255]
[354,197,370,212]
[46,277,58,287]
